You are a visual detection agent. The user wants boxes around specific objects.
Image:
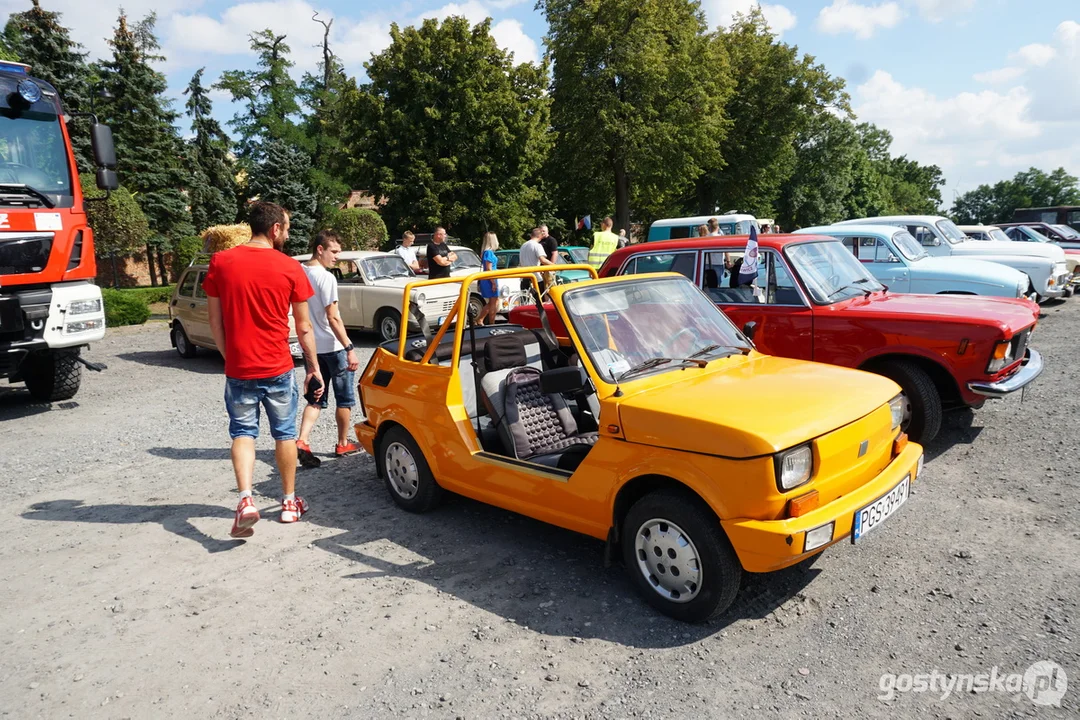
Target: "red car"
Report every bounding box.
[511,234,1043,443]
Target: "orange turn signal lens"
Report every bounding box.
[786,490,819,518]
[992,341,1009,360]
[893,432,909,456]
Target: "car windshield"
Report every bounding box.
[988,228,1012,243]
[786,240,885,304]
[451,248,482,269]
[567,247,589,263]
[1052,224,1080,239]
[363,256,413,280]
[0,109,73,205]
[563,277,749,384]
[892,231,928,261]
[1020,227,1052,243]
[936,219,968,244]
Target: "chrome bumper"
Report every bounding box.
[968,348,1043,398]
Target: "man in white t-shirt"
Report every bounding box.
[394,230,420,273]
[296,230,361,467]
[519,227,554,295]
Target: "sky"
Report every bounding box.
[2,0,1079,207]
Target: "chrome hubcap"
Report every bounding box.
[175,329,187,353]
[633,518,702,603]
[899,393,912,432]
[385,442,419,499]
[381,316,398,340]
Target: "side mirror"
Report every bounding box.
[742,321,758,342]
[931,238,941,246]
[887,253,901,263]
[540,365,589,395]
[90,122,117,169]
[95,167,119,192]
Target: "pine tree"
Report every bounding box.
[3,0,93,170]
[95,12,192,285]
[247,139,317,254]
[184,68,237,232]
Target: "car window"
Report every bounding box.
[906,225,939,246]
[195,273,208,299]
[177,271,197,297]
[363,256,412,280]
[699,250,800,305]
[864,238,896,263]
[339,261,365,284]
[619,251,696,280]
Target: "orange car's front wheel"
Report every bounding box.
[377,426,444,513]
[622,489,742,623]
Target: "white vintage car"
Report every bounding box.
[836,215,1070,301]
[412,243,515,317]
[293,251,462,341]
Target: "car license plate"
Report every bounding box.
[289,342,302,357]
[852,475,909,543]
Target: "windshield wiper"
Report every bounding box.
[0,183,54,208]
[687,343,750,359]
[616,355,710,382]
[827,278,877,300]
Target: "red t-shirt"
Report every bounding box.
[202,245,314,380]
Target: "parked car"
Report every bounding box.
[795,225,1031,300]
[835,215,1070,301]
[494,246,593,285]
[356,267,924,622]
[570,234,1042,444]
[958,225,1014,243]
[993,222,1080,248]
[292,251,461,342]
[169,261,302,359]
[987,225,1080,291]
[647,213,760,241]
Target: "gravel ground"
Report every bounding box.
[0,304,1077,719]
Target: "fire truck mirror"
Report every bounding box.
[95,167,119,192]
[90,122,117,170]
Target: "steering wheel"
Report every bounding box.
[0,161,29,183]
[664,327,699,357]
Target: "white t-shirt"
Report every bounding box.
[303,263,344,354]
[395,244,417,268]
[519,239,546,280]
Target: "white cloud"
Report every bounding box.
[1015,43,1055,67]
[419,1,489,25]
[490,19,540,65]
[910,0,976,22]
[972,66,1023,84]
[701,1,797,36]
[816,0,904,40]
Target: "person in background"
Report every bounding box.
[617,228,630,248]
[426,227,456,281]
[539,224,558,290]
[707,217,722,236]
[773,224,781,234]
[588,217,619,270]
[395,230,421,273]
[697,223,709,237]
[203,201,321,538]
[519,227,553,296]
[296,229,361,469]
[476,232,500,326]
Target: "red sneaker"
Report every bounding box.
[335,441,361,457]
[296,440,321,468]
[280,496,309,523]
[230,496,260,538]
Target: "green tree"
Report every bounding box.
[95,12,192,285]
[952,167,1080,223]
[346,16,550,244]
[184,67,238,232]
[215,30,306,163]
[3,0,93,170]
[776,114,863,228]
[543,0,731,232]
[80,172,150,287]
[247,139,317,253]
[697,8,847,217]
[322,207,388,251]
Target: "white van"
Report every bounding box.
[647,213,760,241]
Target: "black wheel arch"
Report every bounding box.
[860,353,963,410]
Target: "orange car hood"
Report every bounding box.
[615,354,900,458]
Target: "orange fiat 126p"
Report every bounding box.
[355,266,924,622]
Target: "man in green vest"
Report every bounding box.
[588,216,619,270]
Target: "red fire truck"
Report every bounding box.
[0,60,118,401]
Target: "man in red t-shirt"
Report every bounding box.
[203,201,323,538]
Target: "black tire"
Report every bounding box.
[23,349,81,402]
[621,489,742,623]
[377,426,444,513]
[467,294,484,323]
[375,308,401,343]
[877,359,941,444]
[172,323,197,358]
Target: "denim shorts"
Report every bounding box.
[224,370,299,441]
[312,349,357,410]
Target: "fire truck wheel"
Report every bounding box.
[24,349,82,402]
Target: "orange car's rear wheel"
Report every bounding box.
[622,489,741,623]
[377,426,444,513]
